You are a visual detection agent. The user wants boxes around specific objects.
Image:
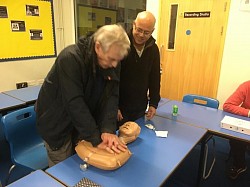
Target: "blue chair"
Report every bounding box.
[1,106,48,184]
[182,94,219,109]
[182,94,219,179]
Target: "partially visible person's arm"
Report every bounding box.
[148,45,161,112]
[117,109,123,121]
[145,106,156,120]
[98,133,127,154]
[58,48,102,146]
[223,82,250,117]
[95,63,127,153]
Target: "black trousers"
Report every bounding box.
[229,139,248,167]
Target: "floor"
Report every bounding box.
[1,129,250,187]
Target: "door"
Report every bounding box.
[157,0,230,101]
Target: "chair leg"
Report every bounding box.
[5,164,16,185]
[202,138,216,179]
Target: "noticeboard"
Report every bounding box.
[0,0,56,62]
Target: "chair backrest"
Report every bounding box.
[182,94,219,109]
[1,106,47,169]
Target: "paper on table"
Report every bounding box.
[155,130,168,138]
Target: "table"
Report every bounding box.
[146,97,170,113]
[158,97,170,107]
[6,170,64,187]
[0,93,25,115]
[3,85,41,105]
[46,115,207,187]
[156,100,250,186]
[156,100,250,142]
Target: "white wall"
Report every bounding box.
[217,0,250,108]
[0,0,249,110]
[146,0,159,39]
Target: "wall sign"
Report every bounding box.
[184,11,210,18]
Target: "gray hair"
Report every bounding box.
[93,24,130,57]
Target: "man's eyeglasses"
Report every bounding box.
[134,23,153,37]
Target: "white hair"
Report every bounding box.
[93,24,130,57]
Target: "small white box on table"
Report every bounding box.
[221,115,250,135]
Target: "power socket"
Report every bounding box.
[16,82,28,89]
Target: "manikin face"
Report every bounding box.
[95,42,124,69]
[119,121,139,135]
